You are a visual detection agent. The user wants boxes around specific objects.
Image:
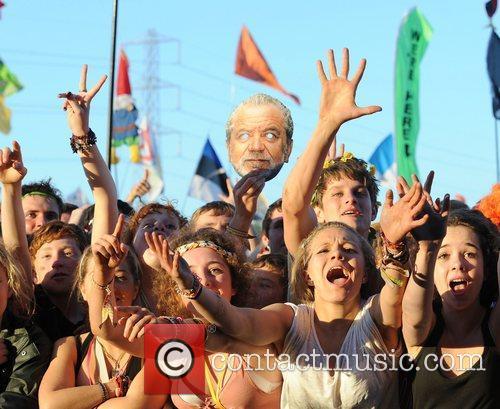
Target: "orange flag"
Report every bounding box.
[235,26,300,105]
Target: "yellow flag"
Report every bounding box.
[0,96,11,134]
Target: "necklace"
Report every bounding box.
[96,338,129,377]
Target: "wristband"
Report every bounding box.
[226,225,256,240]
[70,128,97,153]
[175,274,203,299]
[97,382,109,403]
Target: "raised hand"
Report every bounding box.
[59,64,107,136]
[232,170,266,223]
[379,179,428,244]
[127,169,151,204]
[116,306,158,342]
[0,141,27,185]
[316,48,382,131]
[397,172,450,241]
[144,231,193,289]
[92,214,128,274]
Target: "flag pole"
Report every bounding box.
[106,0,119,169]
[495,118,499,182]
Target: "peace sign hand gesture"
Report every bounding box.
[58,64,107,136]
[316,48,382,132]
[0,141,27,185]
[92,214,128,276]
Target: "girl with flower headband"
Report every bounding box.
[94,227,283,409]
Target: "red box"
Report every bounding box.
[144,323,205,395]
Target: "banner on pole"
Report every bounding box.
[394,8,432,182]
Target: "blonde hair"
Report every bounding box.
[73,245,142,301]
[291,222,376,304]
[0,243,34,318]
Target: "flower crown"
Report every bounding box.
[311,152,377,207]
[323,151,377,176]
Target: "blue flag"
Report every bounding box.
[368,134,397,188]
[188,138,229,202]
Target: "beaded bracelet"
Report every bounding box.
[175,274,203,299]
[91,273,114,292]
[70,128,97,153]
[97,382,109,403]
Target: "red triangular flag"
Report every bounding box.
[116,50,131,96]
[235,26,300,105]
[486,0,498,18]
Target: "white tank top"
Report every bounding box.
[279,296,400,408]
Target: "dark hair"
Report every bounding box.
[62,202,78,214]
[311,157,379,215]
[446,209,499,308]
[22,179,64,215]
[123,202,187,245]
[79,200,135,233]
[191,201,235,225]
[262,199,283,237]
[29,221,89,259]
[449,200,469,211]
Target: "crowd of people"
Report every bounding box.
[0,49,498,408]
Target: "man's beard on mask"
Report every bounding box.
[234,153,282,177]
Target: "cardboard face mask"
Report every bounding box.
[227,104,292,181]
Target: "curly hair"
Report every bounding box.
[291,221,377,304]
[154,228,249,317]
[29,221,89,260]
[123,202,188,245]
[446,209,499,308]
[0,244,34,319]
[311,157,379,214]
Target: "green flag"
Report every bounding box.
[0,96,12,134]
[394,8,432,182]
[0,59,23,97]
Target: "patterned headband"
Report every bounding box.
[175,240,239,266]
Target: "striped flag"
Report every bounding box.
[188,138,229,203]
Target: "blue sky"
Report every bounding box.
[0,0,497,218]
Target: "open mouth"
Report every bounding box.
[449,278,469,295]
[51,272,67,280]
[326,266,349,286]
